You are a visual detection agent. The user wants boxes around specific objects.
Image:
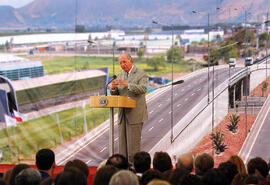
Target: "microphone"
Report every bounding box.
[105,75,117,96]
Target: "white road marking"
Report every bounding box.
[158,104,162,107]
[169,111,172,114]
[191,93,195,96]
[197,88,201,91]
[159,118,164,123]
[185,98,188,101]
[100,147,107,153]
[148,127,154,132]
[149,110,154,114]
[177,104,181,107]
[86,159,92,164]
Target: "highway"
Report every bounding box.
[55,66,243,166]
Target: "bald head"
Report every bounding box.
[177,153,193,172]
[119,53,133,73]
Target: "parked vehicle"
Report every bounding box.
[229,58,236,67]
[245,57,253,66]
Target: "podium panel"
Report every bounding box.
[90,96,136,108]
[89,96,136,156]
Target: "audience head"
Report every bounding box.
[180,174,202,185]
[141,169,163,185]
[194,153,214,176]
[9,164,30,185]
[35,149,55,172]
[201,168,228,185]
[177,153,194,172]
[109,170,139,185]
[228,155,247,174]
[244,175,261,185]
[169,166,189,185]
[15,168,41,185]
[106,154,129,170]
[93,165,118,185]
[153,151,172,173]
[64,159,89,178]
[0,179,7,185]
[39,177,54,185]
[3,169,12,185]
[133,151,151,173]
[55,167,87,185]
[218,161,238,184]
[231,173,248,185]
[247,157,269,178]
[147,179,171,185]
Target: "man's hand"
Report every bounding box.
[111,80,118,90]
[117,78,128,87]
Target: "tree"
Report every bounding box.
[166,47,183,63]
[210,131,227,155]
[147,55,166,71]
[137,48,145,59]
[262,81,268,97]
[227,114,240,133]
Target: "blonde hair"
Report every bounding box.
[228,155,247,174]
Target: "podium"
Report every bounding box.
[90,96,136,156]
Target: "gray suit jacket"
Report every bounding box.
[111,65,148,124]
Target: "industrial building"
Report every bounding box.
[0,54,44,81]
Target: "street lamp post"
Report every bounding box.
[152,20,175,143]
[192,11,210,103]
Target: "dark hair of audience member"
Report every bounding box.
[39,177,54,185]
[106,154,129,170]
[231,173,248,185]
[9,164,30,185]
[153,152,172,173]
[15,168,41,185]
[162,170,173,182]
[64,159,89,178]
[201,168,228,185]
[3,169,12,185]
[141,169,163,185]
[169,166,189,185]
[35,149,55,171]
[93,165,118,185]
[218,161,238,184]
[228,155,247,174]
[133,151,151,173]
[0,179,7,185]
[194,153,214,177]
[55,167,87,185]
[247,157,269,178]
[180,174,202,185]
[244,175,261,185]
[258,181,270,185]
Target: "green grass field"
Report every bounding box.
[26,55,194,76]
[0,55,196,163]
[0,106,116,163]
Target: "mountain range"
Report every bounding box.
[0,0,269,29]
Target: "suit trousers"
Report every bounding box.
[118,117,143,163]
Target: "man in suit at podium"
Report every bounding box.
[110,53,148,163]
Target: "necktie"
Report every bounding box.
[125,72,128,80]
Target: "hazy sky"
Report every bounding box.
[0,0,34,8]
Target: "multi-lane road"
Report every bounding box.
[56,66,243,166]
